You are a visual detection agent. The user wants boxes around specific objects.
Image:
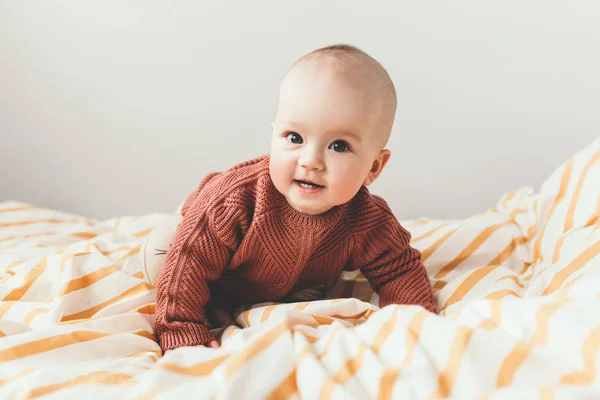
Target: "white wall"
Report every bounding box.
[1,1,599,220]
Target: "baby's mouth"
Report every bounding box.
[294,180,324,190]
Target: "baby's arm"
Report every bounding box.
[354,218,437,313]
[154,201,236,351]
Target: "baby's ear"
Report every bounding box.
[364,149,392,186]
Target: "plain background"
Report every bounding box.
[1,1,599,220]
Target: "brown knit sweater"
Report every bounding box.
[155,156,436,351]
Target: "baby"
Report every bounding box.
[154,44,437,352]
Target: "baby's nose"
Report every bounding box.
[298,150,325,171]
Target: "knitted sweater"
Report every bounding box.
[155,156,436,351]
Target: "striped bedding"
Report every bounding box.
[0,137,599,399]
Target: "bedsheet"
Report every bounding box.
[1,138,599,399]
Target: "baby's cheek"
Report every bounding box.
[332,169,365,202]
[269,156,291,191]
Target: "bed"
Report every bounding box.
[1,137,599,399]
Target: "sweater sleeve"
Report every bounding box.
[353,217,437,313]
[154,198,241,351]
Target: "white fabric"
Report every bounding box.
[0,137,599,399]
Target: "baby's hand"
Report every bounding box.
[207,340,220,348]
[285,285,326,302]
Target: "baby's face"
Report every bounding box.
[270,63,388,215]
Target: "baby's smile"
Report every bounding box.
[293,179,325,194]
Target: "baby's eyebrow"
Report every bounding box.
[276,121,305,131]
[336,130,362,143]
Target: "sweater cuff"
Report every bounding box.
[158,323,215,351]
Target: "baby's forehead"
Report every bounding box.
[278,47,396,148]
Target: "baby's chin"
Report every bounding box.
[287,199,334,216]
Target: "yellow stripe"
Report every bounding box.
[557,275,582,299]
[502,190,518,208]
[293,302,310,312]
[0,368,35,387]
[23,307,53,325]
[70,232,97,239]
[132,329,156,341]
[372,308,399,354]
[585,194,600,228]
[431,280,447,295]
[133,303,156,314]
[59,252,91,275]
[100,246,131,256]
[441,265,498,310]
[311,314,336,326]
[57,265,120,297]
[560,323,600,384]
[260,305,278,322]
[509,205,529,219]
[137,387,164,400]
[133,271,145,279]
[125,350,161,359]
[0,260,21,280]
[160,355,228,376]
[330,309,376,321]
[421,228,459,262]
[0,232,57,243]
[333,346,366,383]
[485,289,520,300]
[526,158,574,272]
[488,236,528,267]
[0,218,82,228]
[478,300,502,330]
[61,282,154,322]
[266,369,297,400]
[115,245,141,264]
[242,308,252,327]
[497,299,570,387]
[137,387,163,400]
[405,218,431,227]
[539,387,555,400]
[411,223,450,243]
[0,301,17,319]
[543,240,600,295]
[313,327,343,360]
[134,228,153,238]
[533,299,571,346]
[497,341,529,387]
[495,275,526,289]
[22,371,133,399]
[552,236,567,264]
[403,310,428,366]
[2,256,47,301]
[431,327,474,399]
[435,221,512,279]
[224,322,289,377]
[0,330,111,361]
[378,369,399,400]
[319,379,335,400]
[563,148,600,232]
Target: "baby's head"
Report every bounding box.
[269,44,397,215]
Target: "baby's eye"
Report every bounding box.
[330,140,350,153]
[286,132,303,144]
